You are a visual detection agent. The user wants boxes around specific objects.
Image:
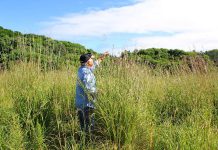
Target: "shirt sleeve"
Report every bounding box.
[82,69,96,93]
[90,60,99,72]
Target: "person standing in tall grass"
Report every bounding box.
[75,52,109,133]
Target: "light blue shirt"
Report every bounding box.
[75,61,99,109]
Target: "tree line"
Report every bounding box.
[1,26,218,70]
[0,26,96,69]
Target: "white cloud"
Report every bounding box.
[132,31,218,51]
[41,0,218,51]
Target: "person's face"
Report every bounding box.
[87,55,95,67]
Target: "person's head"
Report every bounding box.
[80,53,95,67]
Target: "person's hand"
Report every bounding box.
[103,51,109,57]
[99,51,109,61]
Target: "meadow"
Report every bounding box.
[0,60,218,150]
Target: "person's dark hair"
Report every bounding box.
[80,53,92,64]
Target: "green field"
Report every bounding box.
[0,61,218,150]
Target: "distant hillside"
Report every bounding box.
[1,26,218,71]
[0,26,97,69]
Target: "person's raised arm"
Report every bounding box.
[90,51,109,71]
[97,51,109,64]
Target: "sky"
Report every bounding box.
[1,0,218,55]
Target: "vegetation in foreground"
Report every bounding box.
[0,61,218,150]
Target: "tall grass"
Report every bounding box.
[0,61,218,149]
